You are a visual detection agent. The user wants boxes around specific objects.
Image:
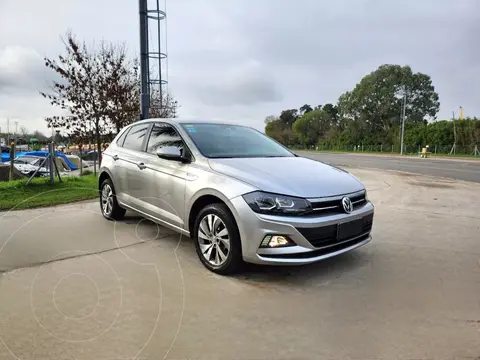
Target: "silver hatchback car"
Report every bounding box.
[99,118,374,274]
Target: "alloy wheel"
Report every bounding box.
[197,214,230,267]
[101,184,114,216]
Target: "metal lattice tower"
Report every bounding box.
[139,0,168,120]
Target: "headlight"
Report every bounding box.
[242,191,312,216]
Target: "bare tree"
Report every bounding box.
[19,126,29,137]
[41,31,138,161]
[41,30,181,156]
[149,90,179,118]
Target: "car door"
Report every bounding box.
[141,122,191,230]
[114,122,151,211]
[103,126,131,200]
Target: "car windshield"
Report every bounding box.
[14,156,41,165]
[181,123,294,158]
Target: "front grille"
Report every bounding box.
[296,213,373,248]
[308,191,367,216]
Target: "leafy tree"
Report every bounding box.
[292,109,331,147]
[321,103,339,126]
[265,118,296,145]
[338,64,440,132]
[299,104,313,115]
[264,115,278,124]
[279,109,299,127]
[262,64,480,154]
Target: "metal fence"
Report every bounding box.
[311,144,480,156]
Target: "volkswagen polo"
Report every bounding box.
[98,119,374,274]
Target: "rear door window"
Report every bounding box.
[122,123,150,152]
[146,123,184,154]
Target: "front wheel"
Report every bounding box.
[100,178,126,220]
[193,203,243,275]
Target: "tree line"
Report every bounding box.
[265,64,480,154]
[41,31,179,159]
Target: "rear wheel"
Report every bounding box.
[193,203,243,275]
[100,178,126,220]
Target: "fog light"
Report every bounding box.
[260,235,293,248]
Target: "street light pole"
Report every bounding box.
[449,111,457,155]
[400,88,407,155]
[14,121,18,145]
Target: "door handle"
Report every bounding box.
[112,154,119,161]
[137,162,147,170]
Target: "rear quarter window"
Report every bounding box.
[116,127,131,147]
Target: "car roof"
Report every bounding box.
[130,118,246,127]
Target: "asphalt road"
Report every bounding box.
[298,151,480,183]
[1,168,479,359]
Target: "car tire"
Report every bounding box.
[99,178,126,221]
[193,203,243,275]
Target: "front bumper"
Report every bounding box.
[229,196,374,265]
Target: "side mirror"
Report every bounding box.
[156,146,190,163]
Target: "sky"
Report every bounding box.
[0,0,478,135]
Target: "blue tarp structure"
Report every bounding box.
[0,151,78,170]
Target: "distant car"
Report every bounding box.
[82,150,99,162]
[98,119,374,274]
[5,156,49,177]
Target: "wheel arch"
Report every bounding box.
[98,168,115,190]
[187,189,240,237]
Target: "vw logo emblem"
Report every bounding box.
[341,197,353,213]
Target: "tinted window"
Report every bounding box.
[181,123,294,158]
[116,127,131,147]
[123,123,149,151]
[147,123,185,155]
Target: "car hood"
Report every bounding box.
[208,156,364,198]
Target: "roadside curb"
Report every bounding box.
[297,151,480,164]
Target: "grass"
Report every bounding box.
[0,174,98,211]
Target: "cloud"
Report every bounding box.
[0,0,479,134]
[0,45,63,134]
[0,46,49,94]
[195,60,283,107]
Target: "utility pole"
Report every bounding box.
[7,118,9,144]
[139,0,150,120]
[400,87,407,155]
[450,111,456,155]
[138,0,168,120]
[14,121,18,157]
[14,121,18,144]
